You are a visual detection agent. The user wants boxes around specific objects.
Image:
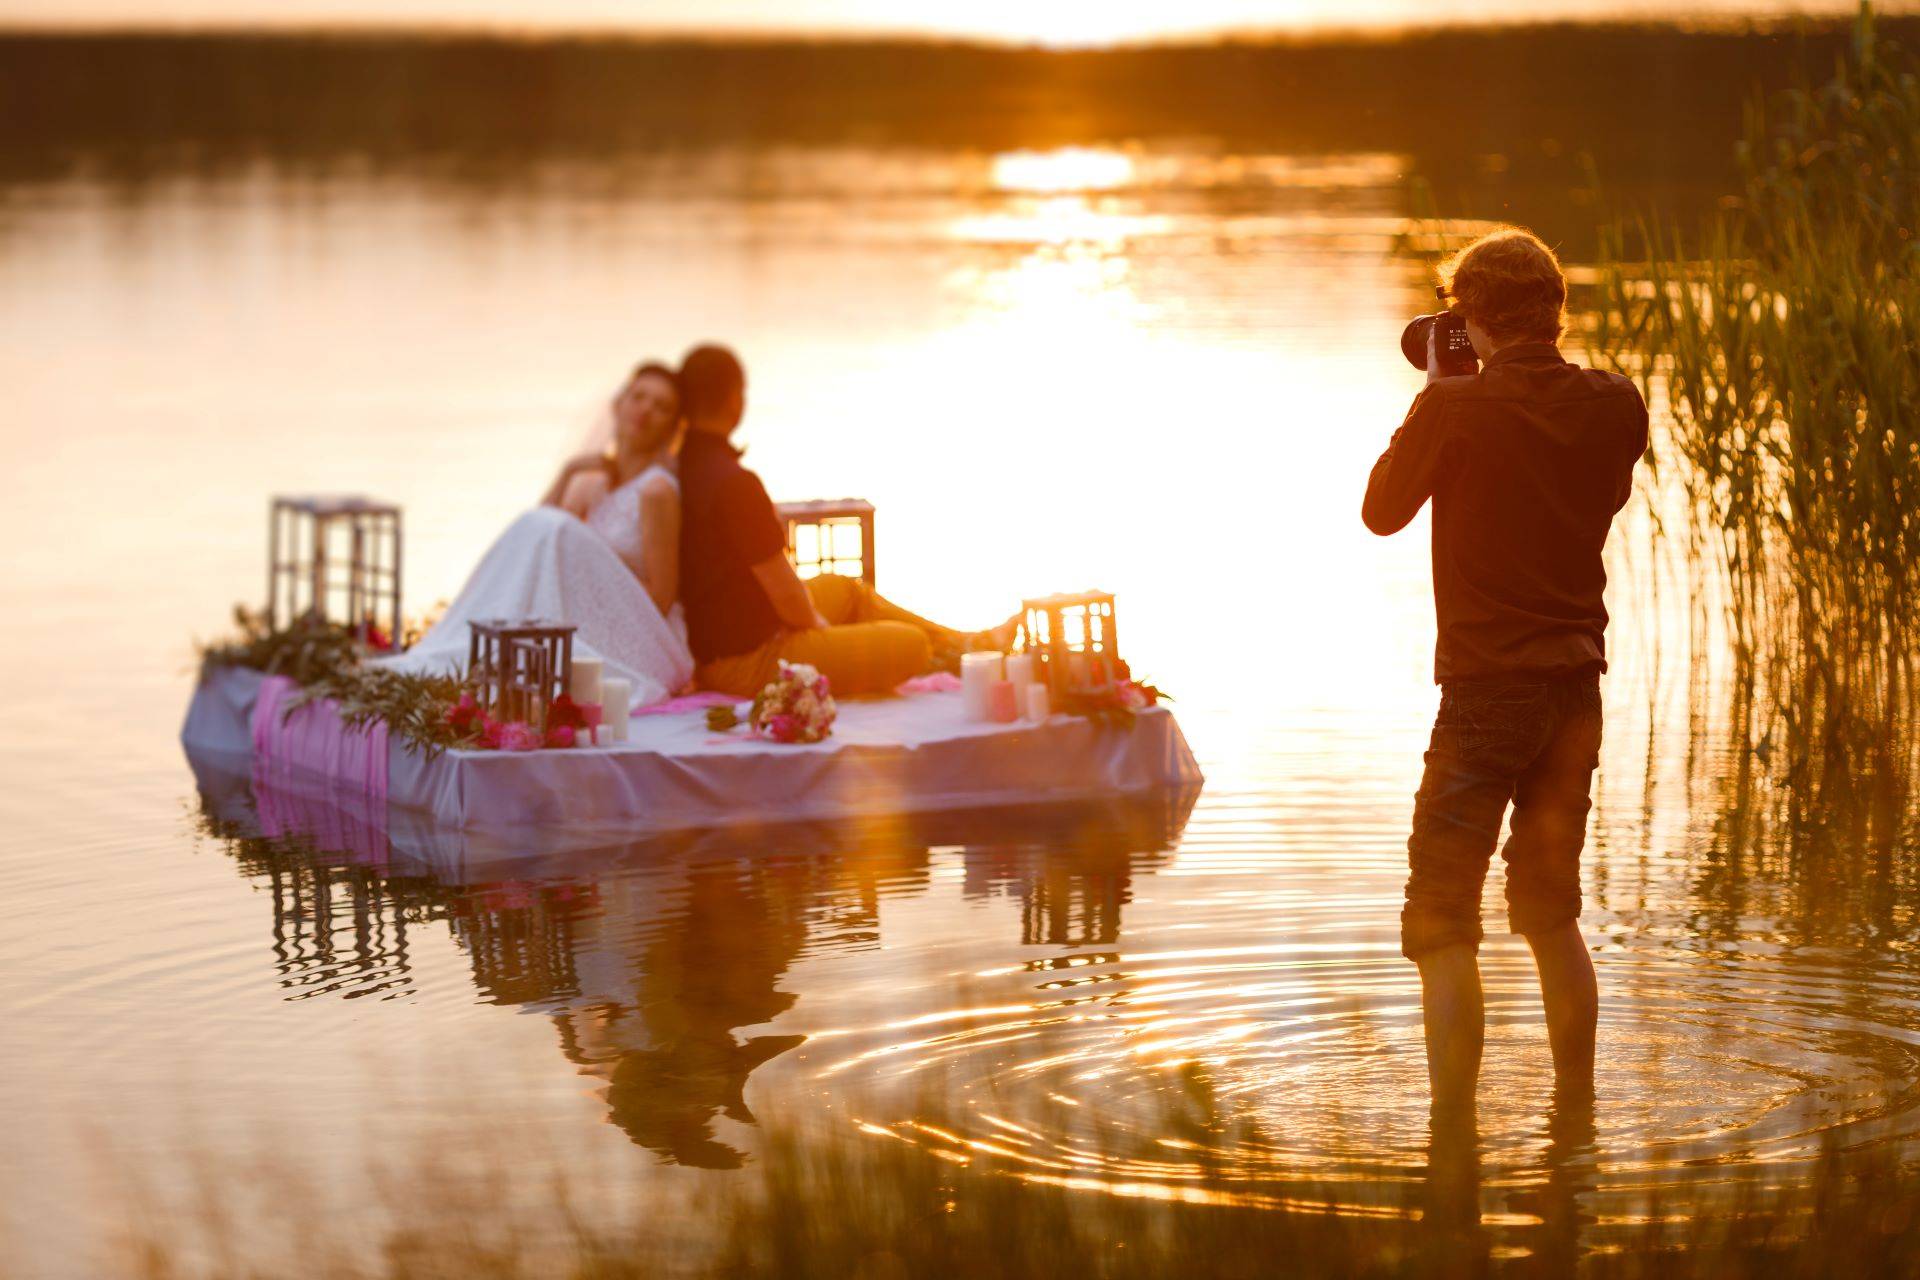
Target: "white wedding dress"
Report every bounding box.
[380,466,695,710]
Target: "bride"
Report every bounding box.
[381,362,696,708]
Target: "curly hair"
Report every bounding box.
[1438,227,1567,343]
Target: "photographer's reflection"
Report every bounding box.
[1419,1085,1598,1271]
[1508,1083,1598,1270]
[1421,1098,1485,1255]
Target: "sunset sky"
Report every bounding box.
[0,0,1900,43]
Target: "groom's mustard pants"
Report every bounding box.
[696,575,962,698]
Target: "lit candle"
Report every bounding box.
[570,657,604,707]
[1005,652,1037,693]
[987,679,1019,723]
[602,677,632,741]
[960,652,1003,722]
[1024,683,1051,723]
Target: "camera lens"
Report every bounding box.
[1400,315,1435,370]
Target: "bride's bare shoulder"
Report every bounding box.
[638,468,681,505]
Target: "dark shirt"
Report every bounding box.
[678,431,789,665]
[1363,342,1648,683]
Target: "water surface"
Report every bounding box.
[3,31,1920,1277]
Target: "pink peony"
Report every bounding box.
[762,713,801,743]
[544,724,577,749]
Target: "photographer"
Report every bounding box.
[1363,228,1648,1109]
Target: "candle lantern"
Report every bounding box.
[467,619,576,726]
[268,495,404,645]
[776,498,876,586]
[1018,590,1121,696]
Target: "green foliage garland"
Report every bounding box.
[198,606,470,757]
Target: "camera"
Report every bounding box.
[1400,287,1479,377]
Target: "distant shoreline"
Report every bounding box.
[5,11,1915,247]
[0,8,1911,50]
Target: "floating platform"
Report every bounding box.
[181,666,1203,839]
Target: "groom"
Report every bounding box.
[676,344,990,698]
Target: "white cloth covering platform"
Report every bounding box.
[182,666,1203,836]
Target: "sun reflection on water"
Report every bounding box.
[992,147,1138,194]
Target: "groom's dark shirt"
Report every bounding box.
[679,431,787,665]
[1363,342,1648,683]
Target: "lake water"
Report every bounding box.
[4,29,1920,1278]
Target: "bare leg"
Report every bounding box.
[1416,942,1484,1110]
[1524,921,1597,1087]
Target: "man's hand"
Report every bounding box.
[1426,320,1445,386]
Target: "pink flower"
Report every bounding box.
[1118,681,1150,710]
[478,715,504,750]
[446,692,482,735]
[544,724,577,749]
[546,694,589,732]
[498,721,543,752]
[748,665,836,743]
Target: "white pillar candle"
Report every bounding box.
[1005,652,1037,692]
[601,677,632,741]
[570,657,604,707]
[959,651,1003,722]
[1024,683,1051,723]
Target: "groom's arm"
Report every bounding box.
[752,555,828,631]
[726,466,827,631]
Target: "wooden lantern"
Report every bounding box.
[776,498,876,586]
[467,619,576,726]
[269,495,403,644]
[1019,590,1121,696]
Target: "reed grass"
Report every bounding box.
[1591,3,1920,845]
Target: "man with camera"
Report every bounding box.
[1364,228,1648,1109]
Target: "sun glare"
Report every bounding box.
[992,148,1136,195]
[946,0,1209,47]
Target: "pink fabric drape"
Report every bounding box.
[250,675,391,802]
[248,675,392,863]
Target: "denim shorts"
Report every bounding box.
[1400,669,1603,959]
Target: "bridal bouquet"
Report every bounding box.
[747,662,837,744]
